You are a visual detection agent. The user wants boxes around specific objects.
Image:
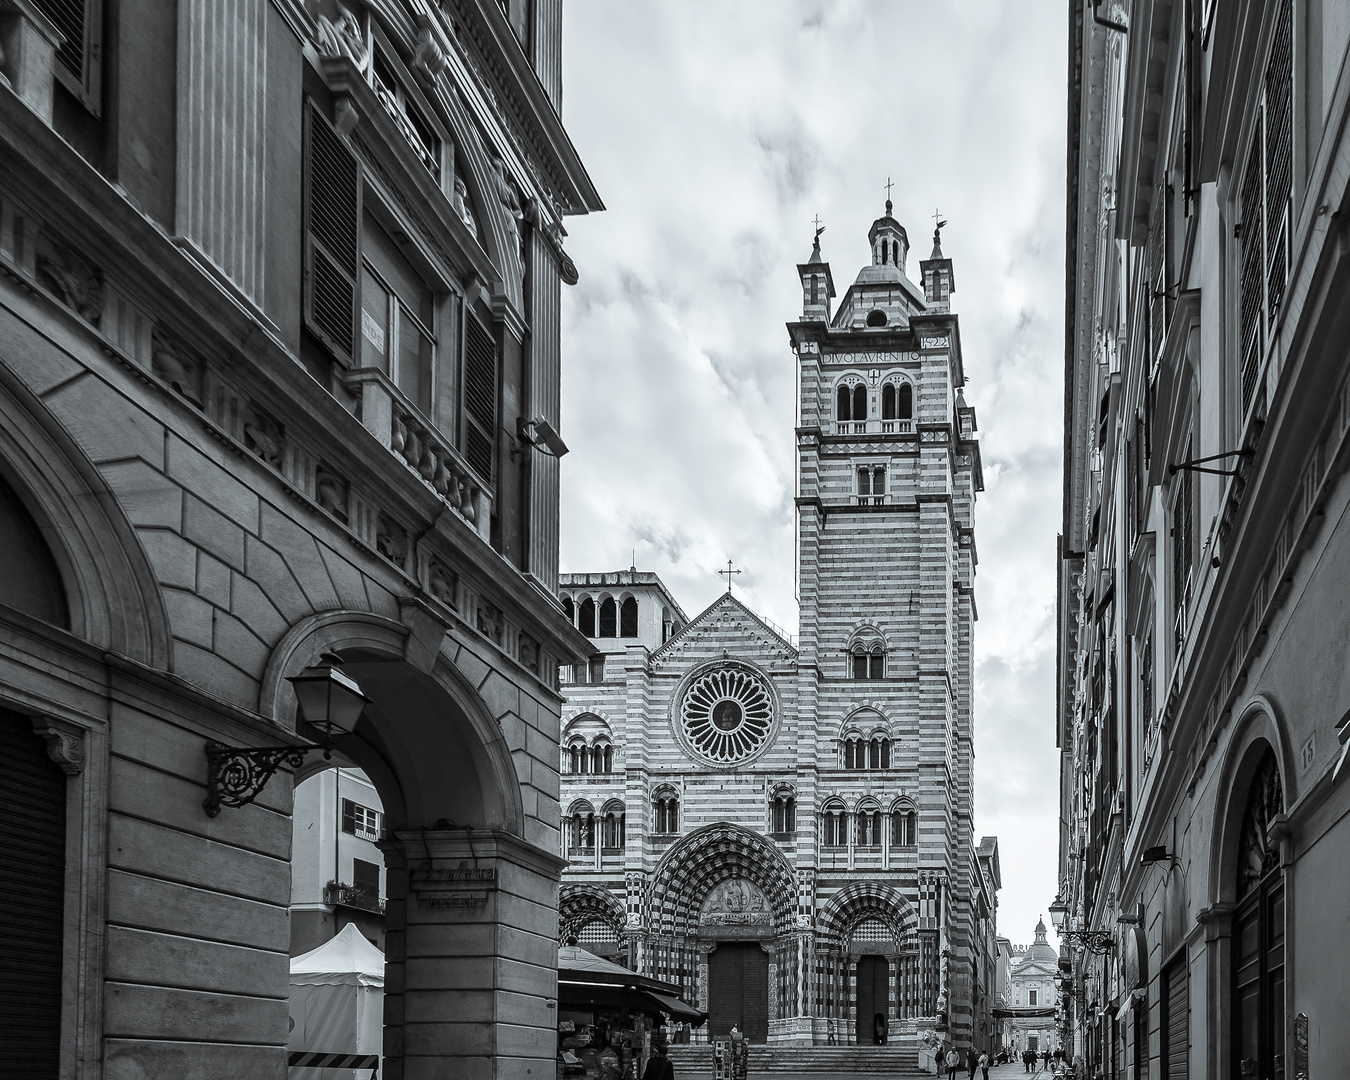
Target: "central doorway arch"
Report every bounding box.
[707,942,769,1043]
[855,955,889,1044]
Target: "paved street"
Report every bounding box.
[667,1062,1063,1080]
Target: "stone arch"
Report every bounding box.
[260,611,524,835]
[647,822,797,938]
[0,359,171,666]
[1209,696,1293,907]
[817,881,918,951]
[839,705,892,739]
[560,882,625,941]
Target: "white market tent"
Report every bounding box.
[288,923,384,1076]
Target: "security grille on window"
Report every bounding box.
[341,799,383,842]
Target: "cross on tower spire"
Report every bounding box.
[717,559,742,593]
[885,177,895,202]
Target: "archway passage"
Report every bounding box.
[0,709,66,1072]
[707,943,769,1043]
[856,955,889,1044]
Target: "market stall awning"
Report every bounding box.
[557,945,705,1025]
[646,990,707,1024]
[558,945,680,994]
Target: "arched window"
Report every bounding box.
[844,737,867,770]
[771,792,796,835]
[620,597,638,637]
[837,385,851,421]
[882,383,896,419]
[576,743,589,774]
[566,743,582,774]
[601,802,626,849]
[852,384,867,420]
[563,595,575,623]
[822,802,847,847]
[578,596,596,637]
[653,790,679,834]
[856,808,882,847]
[898,383,913,419]
[866,309,887,327]
[1232,748,1285,1078]
[603,744,613,773]
[891,808,916,847]
[598,597,617,638]
[869,738,882,769]
[567,802,595,851]
[590,745,603,773]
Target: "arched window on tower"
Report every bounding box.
[882,383,896,419]
[822,801,847,848]
[891,807,916,847]
[620,597,638,638]
[601,801,626,849]
[603,744,613,773]
[857,466,885,506]
[837,385,851,422]
[852,641,886,679]
[563,595,575,623]
[852,384,867,422]
[898,383,913,420]
[589,744,603,774]
[567,801,595,852]
[653,789,680,834]
[578,596,596,637]
[598,597,617,637]
[566,743,581,774]
[771,791,796,836]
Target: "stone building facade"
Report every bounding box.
[556,206,990,1046]
[0,1,599,1077]
[1000,920,1059,1056]
[1059,1,1350,1078]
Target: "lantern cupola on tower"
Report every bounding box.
[868,199,909,274]
[797,224,836,322]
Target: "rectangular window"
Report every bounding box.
[371,44,442,179]
[352,857,380,899]
[363,213,435,415]
[1029,989,1037,1007]
[588,656,605,684]
[341,798,382,842]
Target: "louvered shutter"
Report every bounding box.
[304,101,362,365]
[1264,1,1292,322]
[1238,135,1264,411]
[29,0,102,113]
[463,314,497,481]
[0,710,67,1071]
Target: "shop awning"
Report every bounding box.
[558,945,680,994]
[646,990,707,1023]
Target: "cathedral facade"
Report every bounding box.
[557,205,987,1046]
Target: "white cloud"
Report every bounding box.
[561,0,1067,946]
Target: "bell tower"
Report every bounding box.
[788,201,983,1041]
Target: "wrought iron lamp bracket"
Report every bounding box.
[203,741,314,817]
[1063,929,1116,955]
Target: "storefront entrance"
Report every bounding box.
[707,942,769,1043]
[855,956,889,1044]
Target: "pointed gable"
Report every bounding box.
[651,592,797,673]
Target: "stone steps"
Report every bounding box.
[665,1044,926,1075]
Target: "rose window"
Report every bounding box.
[679,664,774,763]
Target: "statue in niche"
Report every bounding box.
[315,468,348,523]
[36,237,103,326]
[150,327,202,406]
[243,405,284,467]
[428,560,456,608]
[314,8,367,68]
[375,514,408,565]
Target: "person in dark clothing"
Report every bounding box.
[641,1032,674,1080]
[966,1047,978,1078]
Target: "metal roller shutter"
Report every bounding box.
[1164,957,1188,1079]
[0,709,67,1072]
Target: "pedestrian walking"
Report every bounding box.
[967,1047,979,1078]
[945,1046,961,1080]
[640,1030,674,1080]
[979,1049,990,1080]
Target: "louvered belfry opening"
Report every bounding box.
[304,101,362,363]
[0,709,67,1072]
[463,314,497,481]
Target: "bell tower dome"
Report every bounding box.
[868,199,909,274]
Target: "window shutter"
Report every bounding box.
[1148,186,1167,365]
[30,0,102,113]
[1264,0,1292,323]
[304,101,361,365]
[463,315,497,481]
[341,799,356,834]
[1238,137,1264,411]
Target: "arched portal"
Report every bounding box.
[647,823,797,1044]
[265,613,544,1078]
[818,882,922,1031]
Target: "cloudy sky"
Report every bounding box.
[558,0,1067,949]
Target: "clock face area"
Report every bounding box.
[677,663,776,766]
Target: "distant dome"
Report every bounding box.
[1020,915,1058,964]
